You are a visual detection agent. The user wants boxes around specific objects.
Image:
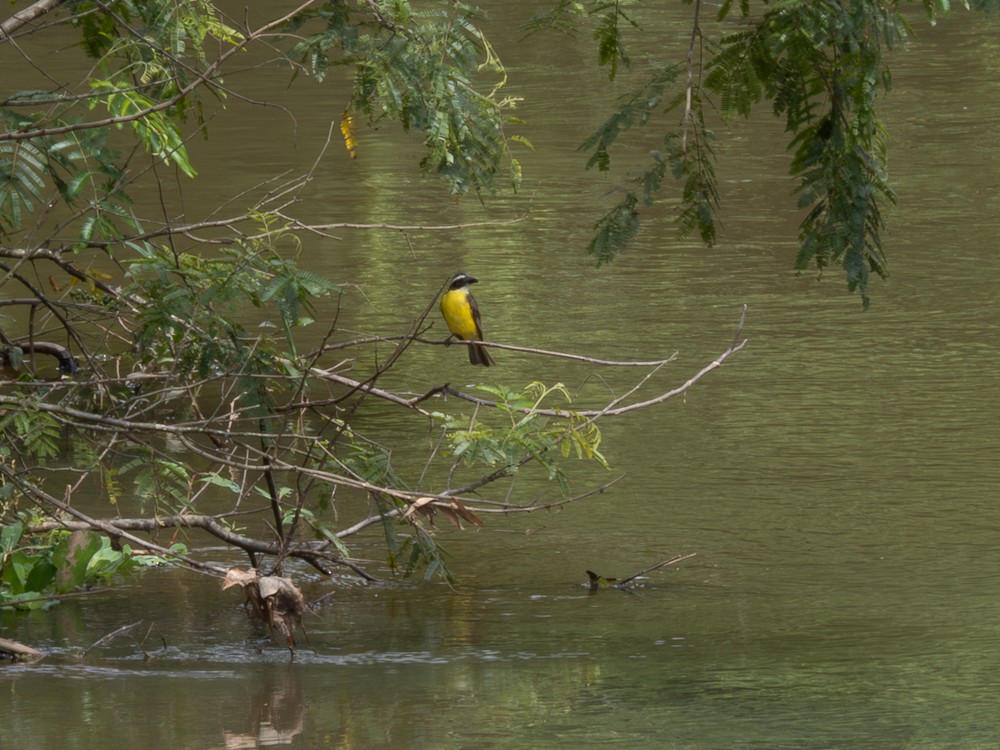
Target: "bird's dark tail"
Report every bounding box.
[468,341,495,367]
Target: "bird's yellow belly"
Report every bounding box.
[440,290,478,340]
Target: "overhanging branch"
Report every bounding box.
[0,0,64,40]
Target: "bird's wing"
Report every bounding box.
[469,293,486,341]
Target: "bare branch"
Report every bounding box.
[4,469,226,576]
[415,334,680,367]
[270,213,529,235]
[681,0,703,157]
[0,0,64,40]
[434,305,749,418]
[27,513,377,580]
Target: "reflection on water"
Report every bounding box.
[5,572,1000,749]
[222,665,307,748]
[4,5,1000,750]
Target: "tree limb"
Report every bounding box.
[4,469,226,576]
[432,305,749,418]
[27,513,378,580]
[0,0,64,40]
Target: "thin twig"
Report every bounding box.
[429,306,748,418]
[0,1,320,141]
[617,552,698,587]
[681,0,703,157]
[415,334,679,367]
[78,620,146,659]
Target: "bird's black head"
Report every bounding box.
[448,272,478,290]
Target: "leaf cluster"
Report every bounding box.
[706,0,902,306]
[286,1,528,195]
[1,0,241,242]
[124,234,337,381]
[441,381,609,494]
[0,108,130,240]
[1,521,182,609]
[566,0,997,306]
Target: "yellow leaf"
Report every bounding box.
[340,110,358,159]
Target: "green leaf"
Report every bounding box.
[25,560,57,593]
[0,521,23,556]
[50,532,103,592]
[588,193,640,265]
[86,539,130,579]
[199,473,241,493]
[0,140,48,231]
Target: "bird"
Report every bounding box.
[439,272,495,366]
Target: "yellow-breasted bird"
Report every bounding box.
[439,272,495,367]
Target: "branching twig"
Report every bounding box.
[0,1,320,141]
[428,305,748,418]
[617,552,698,586]
[78,620,147,659]
[7,295,748,587]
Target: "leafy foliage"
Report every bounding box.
[570,0,995,305]
[581,65,679,172]
[89,81,198,177]
[705,0,901,306]
[0,0,242,241]
[1,521,181,609]
[287,1,527,195]
[124,236,338,380]
[0,139,45,231]
[588,193,640,265]
[593,2,638,81]
[440,381,609,494]
[0,395,61,462]
[521,0,638,80]
[581,61,719,262]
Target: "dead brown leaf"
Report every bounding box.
[223,567,306,655]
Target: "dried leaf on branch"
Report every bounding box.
[223,567,307,654]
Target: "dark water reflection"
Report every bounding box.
[5,4,1000,749]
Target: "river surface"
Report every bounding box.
[3,4,1000,749]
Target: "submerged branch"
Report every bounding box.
[586,552,697,591]
[0,636,44,660]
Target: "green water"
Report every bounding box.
[4,4,1000,749]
